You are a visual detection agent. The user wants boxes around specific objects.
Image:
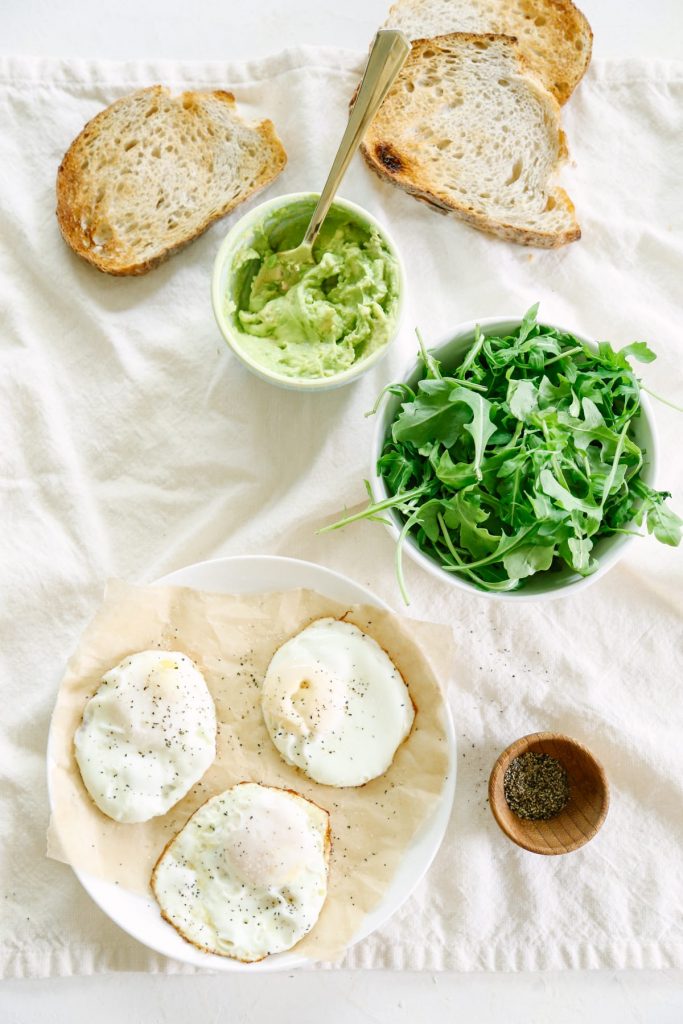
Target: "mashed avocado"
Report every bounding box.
[227,199,400,379]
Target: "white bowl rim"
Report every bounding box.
[369,314,659,603]
[211,191,406,392]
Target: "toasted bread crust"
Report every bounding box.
[362,150,580,247]
[56,86,287,275]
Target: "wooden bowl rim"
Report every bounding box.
[488,732,610,856]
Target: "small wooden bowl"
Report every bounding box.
[488,732,609,855]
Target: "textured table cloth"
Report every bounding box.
[0,48,681,977]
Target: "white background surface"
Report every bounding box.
[2,0,682,1020]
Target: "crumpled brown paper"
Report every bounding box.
[47,580,452,961]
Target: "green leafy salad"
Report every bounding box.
[324,305,681,599]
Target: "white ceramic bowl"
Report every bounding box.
[211,192,405,392]
[369,316,658,602]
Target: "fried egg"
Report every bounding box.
[260,617,415,787]
[74,650,217,823]
[151,783,330,962]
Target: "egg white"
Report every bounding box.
[260,617,415,787]
[151,783,330,962]
[74,649,216,823]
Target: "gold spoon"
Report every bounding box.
[265,29,410,286]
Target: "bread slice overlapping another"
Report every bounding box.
[361,33,580,248]
[56,86,287,275]
[384,0,592,104]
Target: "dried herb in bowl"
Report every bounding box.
[503,752,570,821]
[322,304,681,599]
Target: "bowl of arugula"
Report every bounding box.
[323,305,681,600]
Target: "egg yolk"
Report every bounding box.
[261,662,346,739]
[222,801,319,888]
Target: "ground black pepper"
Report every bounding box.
[504,752,570,820]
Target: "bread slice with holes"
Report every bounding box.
[361,33,580,248]
[56,86,287,275]
[384,0,592,104]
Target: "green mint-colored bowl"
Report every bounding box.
[211,192,405,392]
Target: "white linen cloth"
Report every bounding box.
[0,47,681,978]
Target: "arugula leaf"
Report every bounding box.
[619,341,656,364]
[598,421,629,509]
[540,468,600,514]
[456,323,485,379]
[507,378,539,422]
[391,383,465,448]
[413,499,446,543]
[448,387,497,480]
[503,543,555,580]
[442,525,536,572]
[365,381,415,418]
[635,488,683,546]
[416,327,442,379]
[444,490,499,558]
[580,397,605,428]
[567,536,595,573]
[517,303,540,344]
[539,374,572,410]
[378,448,418,493]
[646,502,683,546]
[435,450,477,488]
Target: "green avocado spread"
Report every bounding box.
[227,200,400,379]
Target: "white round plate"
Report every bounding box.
[48,555,456,971]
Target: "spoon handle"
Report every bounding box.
[303,29,411,247]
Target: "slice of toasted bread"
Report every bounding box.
[361,33,580,248]
[385,0,592,104]
[56,86,287,275]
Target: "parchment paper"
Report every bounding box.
[47,580,451,961]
